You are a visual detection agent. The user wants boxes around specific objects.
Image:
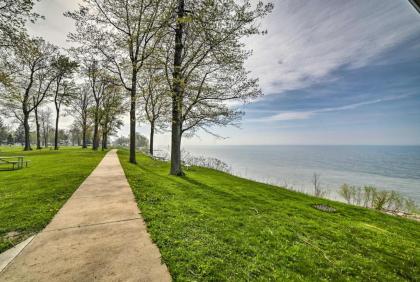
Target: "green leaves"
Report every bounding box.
[176,16,193,24]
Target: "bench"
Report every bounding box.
[0,159,20,170]
[0,156,31,170]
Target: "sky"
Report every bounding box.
[27,0,420,146]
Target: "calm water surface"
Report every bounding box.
[181,145,420,203]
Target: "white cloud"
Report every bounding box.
[27,0,81,48]
[256,94,411,122]
[269,111,314,121]
[245,0,420,95]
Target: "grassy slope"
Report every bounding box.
[118,150,420,281]
[0,147,107,252]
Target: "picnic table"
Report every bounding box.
[0,156,30,170]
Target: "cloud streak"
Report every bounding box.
[246,0,420,95]
[256,94,412,122]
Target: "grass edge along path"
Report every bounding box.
[118,149,420,281]
[0,147,107,253]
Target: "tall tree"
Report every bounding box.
[0,37,57,150]
[167,0,272,175]
[68,83,92,148]
[86,60,109,150]
[139,68,170,155]
[66,0,172,163]
[100,84,125,150]
[39,107,52,147]
[51,55,78,150]
[170,0,186,175]
[32,68,55,149]
[32,95,41,149]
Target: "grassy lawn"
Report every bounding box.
[0,146,107,253]
[118,149,420,281]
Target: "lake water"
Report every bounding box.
[180,145,420,203]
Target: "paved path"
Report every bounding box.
[0,150,171,282]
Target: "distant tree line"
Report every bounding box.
[0,3,126,151]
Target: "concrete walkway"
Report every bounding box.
[0,150,171,282]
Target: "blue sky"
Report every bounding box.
[28,0,420,145]
[194,0,420,145]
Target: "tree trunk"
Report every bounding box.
[34,106,41,149]
[92,106,100,150]
[102,130,107,151]
[129,69,137,164]
[43,126,48,148]
[149,121,155,156]
[23,111,32,151]
[82,120,87,149]
[170,102,183,175]
[170,0,185,176]
[54,109,59,150]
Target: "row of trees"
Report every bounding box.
[0,1,126,151]
[65,0,272,175]
[1,0,273,176]
[0,36,126,150]
[0,115,78,147]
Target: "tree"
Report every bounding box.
[135,133,149,149]
[32,66,56,149]
[14,123,25,145]
[167,0,273,175]
[66,0,172,164]
[33,95,42,149]
[1,37,57,150]
[169,0,185,175]
[69,123,82,146]
[6,133,13,145]
[139,68,170,155]
[114,135,129,147]
[57,128,69,146]
[100,84,125,150]
[0,1,43,87]
[0,46,19,88]
[39,107,52,147]
[0,0,42,49]
[68,83,92,148]
[85,60,110,150]
[0,117,9,144]
[51,55,78,150]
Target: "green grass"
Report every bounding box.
[0,146,107,253]
[118,149,420,281]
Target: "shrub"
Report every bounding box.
[373,191,391,210]
[354,186,363,206]
[312,173,328,197]
[363,186,377,208]
[386,191,403,212]
[404,198,419,214]
[339,184,417,214]
[181,150,232,173]
[339,184,352,204]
